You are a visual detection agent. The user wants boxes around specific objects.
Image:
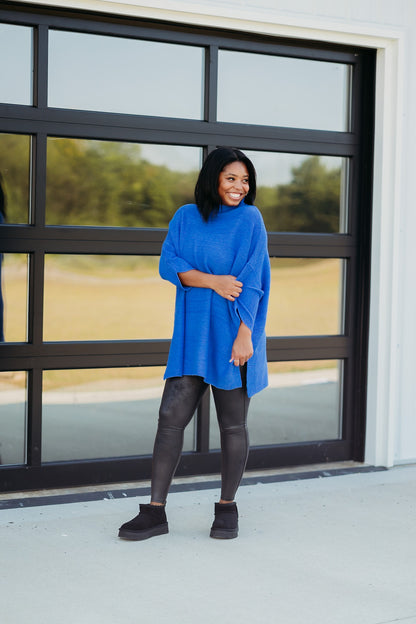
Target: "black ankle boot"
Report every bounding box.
[210,502,239,539]
[118,504,169,541]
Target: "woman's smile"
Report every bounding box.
[218,161,250,207]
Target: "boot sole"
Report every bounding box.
[210,528,238,539]
[118,523,169,541]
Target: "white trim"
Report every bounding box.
[365,39,405,467]
[17,1,404,44]
[14,0,406,467]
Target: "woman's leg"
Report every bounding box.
[151,375,208,504]
[211,367,250,502]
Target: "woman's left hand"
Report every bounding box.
[230,322,253,367]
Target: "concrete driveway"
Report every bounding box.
[1,463,416,624]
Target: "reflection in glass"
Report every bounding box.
[0,371,27,465]
[0,23,33,105]
[0,133,31,224]
[43,255,175,341]
[244,151,348,233]
[218,50,350,131]
[48,30,204,118]
[45,139,201,227]
[0,254,28,343]
[42,367,194,461]
[267,258,345,337]
[210,361,342,449]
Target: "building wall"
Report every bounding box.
[18,0,416,466]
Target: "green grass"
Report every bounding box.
[2,256,340,389]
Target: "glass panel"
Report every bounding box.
[48,30,204,119]
[0,371,27,465]
[43,255,175,341]
[0,133,31,224]
[218,50,350,131]
[209,360,342,449]
[42,367,194,461]
[45,139,201,227]
[0,23,33,105]
[0,254,28,343]
[244,151,348,233]
[267,258,345,337]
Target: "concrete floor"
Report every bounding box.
[1,464,416,624]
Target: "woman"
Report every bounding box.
[118,147,270,540]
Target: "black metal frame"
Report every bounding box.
[0,2,375,491]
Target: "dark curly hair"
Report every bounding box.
[194,147,257,222]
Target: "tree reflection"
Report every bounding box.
[46,140,340,231]
[258,156,341,233]
[0,134,341,232]
[46,139,197,227]
[0,134,30,224]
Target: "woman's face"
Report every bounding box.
[217,161,249,207]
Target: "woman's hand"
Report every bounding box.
[211,275,243,301]
[178,270,242,301]
[230,322,253,367]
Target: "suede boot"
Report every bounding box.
[118,504,168,541]
[210,502,239,539]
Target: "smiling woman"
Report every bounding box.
[118,147,270,541]
[217,162,250,207]
[0,3,375,494]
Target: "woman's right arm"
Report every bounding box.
[160,208,242,301]
[178,270,243,302]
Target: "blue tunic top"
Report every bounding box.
[159,201,270,397]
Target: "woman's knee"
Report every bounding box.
[158,392,186,429]
[158,375,206,429]
[220,421,248,436]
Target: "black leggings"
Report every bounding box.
[151,370,250,504]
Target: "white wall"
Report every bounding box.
[18,0,416,466]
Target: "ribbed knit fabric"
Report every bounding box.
[159,201,270,397]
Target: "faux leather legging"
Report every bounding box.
[151,369,250,504]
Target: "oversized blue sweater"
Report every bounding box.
[159,201,270,397]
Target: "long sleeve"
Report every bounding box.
[159,209,195,290]
[233,214,270,337]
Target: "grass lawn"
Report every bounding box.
[2,256,340,389]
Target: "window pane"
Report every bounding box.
[218,50,350,131]
[0,254,28,343]
[48,30,204,119]
[0,371,27,465]
[0,23,33,105]
[267,258,345,337]
[45,139,201,227]
[43,255,175,341]
[42,367,194,461]
[0,133,31,224]
[209,361,342,449]
[244,151,348,233]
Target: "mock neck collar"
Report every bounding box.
[218,199,246,213]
